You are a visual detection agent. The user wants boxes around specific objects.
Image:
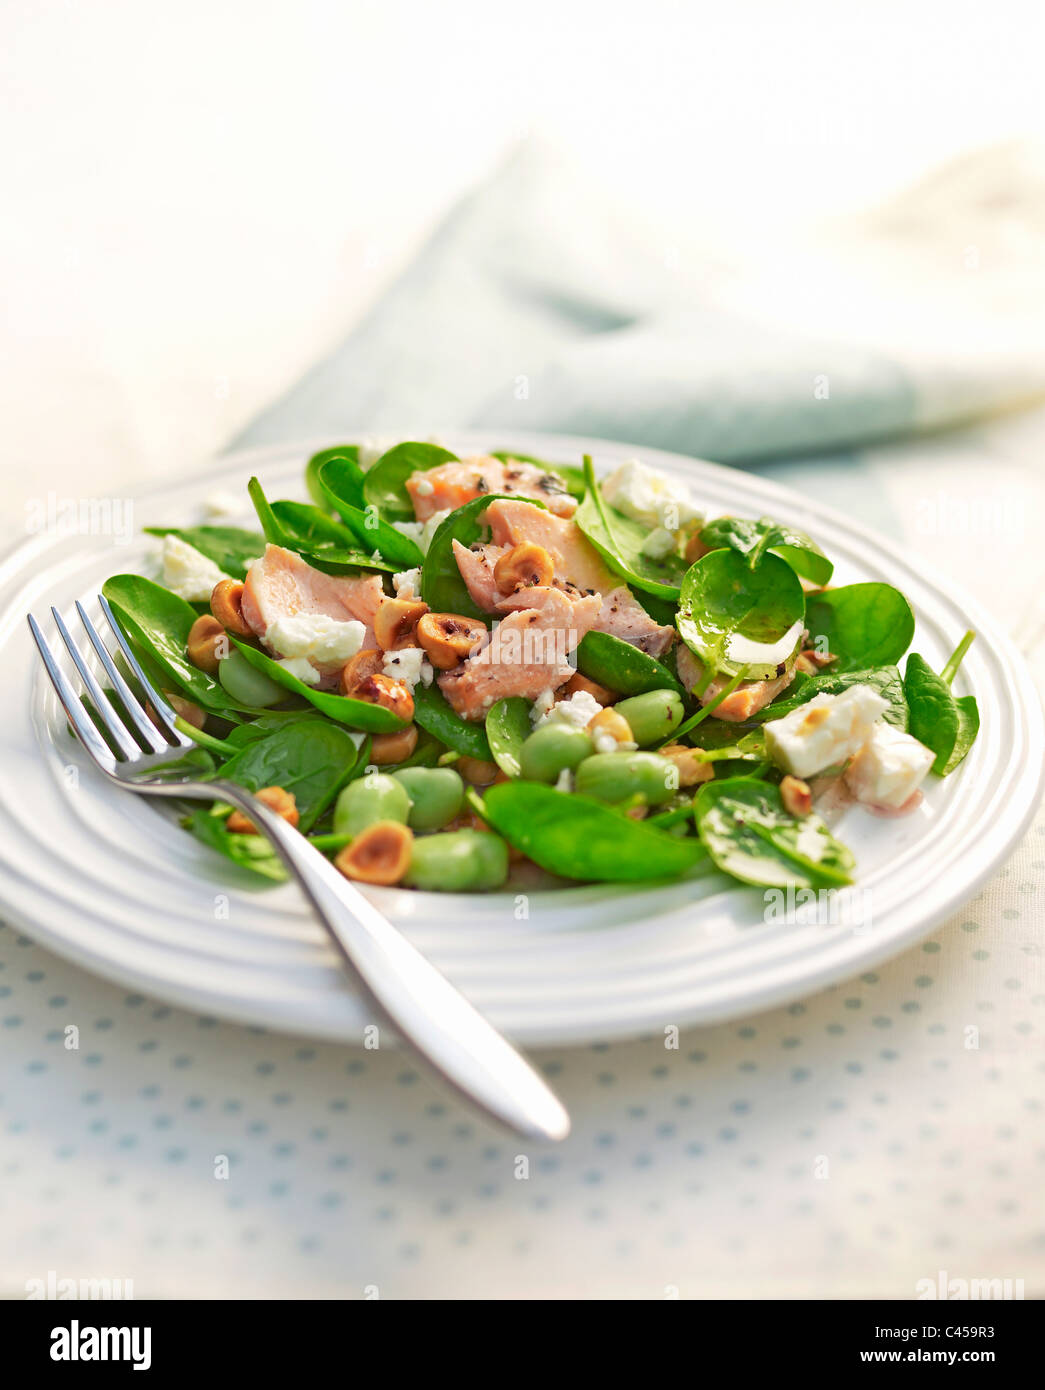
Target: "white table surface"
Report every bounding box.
[1,405,1043,1300]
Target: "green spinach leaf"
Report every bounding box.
[804,583,914,671]
[143,525,266,579]
[186,807,286,881]
[217,720,362,830]
[102,575,231,712]
[677,547,805,679]
[904,653,960,775]
[482,781,707,882]
[695,777,855,889]
[362,441,458,522]
[230,638,407,732]
[699,515,833,586]
[753,665,909,730]
[316,459,423,568]
[306,445,362,512]
[575,456,686,599]
[419,493,544,620]
[485,697,531,777]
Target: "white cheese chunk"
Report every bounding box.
[278,656,321,686]
[764,685,888,779]
[161,534,232,602]
[392,508,451,556]
[530,687,557,725]
[639,526,678,560]
[844,722,934,810]
[381,646,433,690]
[536,690,603,730]
[392,567,421,599]
[412,477,435,498]
[266,613,366,665]
[601,457,702,531]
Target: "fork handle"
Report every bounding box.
[201,780,570,1141]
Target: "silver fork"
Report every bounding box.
[28,597,570,1142]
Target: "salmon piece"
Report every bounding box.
[482,499,617,594]
[241,543,384,661]
[450,539,509,612]
[406,456,577,522]
[595,587,674,657]
[676,643,797,723]
[439,587,600,720]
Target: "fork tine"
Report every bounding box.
[74,601,169,753]
[97,594,191,746]
[50,606,141,761]
[27,614,118,772]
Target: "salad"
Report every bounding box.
[99,441,979,894]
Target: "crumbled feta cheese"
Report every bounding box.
[358,437,393,470]
[530,688,557,725]
[278,656,321,686]
[601,457,703,531]
[413,477,435,498]
[266,613,366,665]
[555,768,574,793]
[764,685,888,779]
[639,526,678,561]
[161,534,232,601]
[392,508,451,556]
[381,646,433,690]
[536,690,603,730]
[844,722,934,810]
[392,567,421,599]
[593,732,619,755]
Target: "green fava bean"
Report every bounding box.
[218,649,285,707]
[519,723,594,783]
[574,751,676,806]
[404,829,509,892]
[613,690,684,746]
[333,774,411,837]
[392,767,465,831]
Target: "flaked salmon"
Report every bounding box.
[439,586,601,720]
[482,499,615,593]
[676,643,797,722]
[405,456,577,522]
[241,544,385,666]
[596,587,674,657]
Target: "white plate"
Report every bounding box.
[1,432,1042,1046]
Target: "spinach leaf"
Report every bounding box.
[574,456,686,599]
[143,525,266,579]
[753,665,908,729]
[576,630,684,697]
[420,493,545,620]
[677,548,805,679]
[412,682,492,760]
[942,696,979,775]
[904,653,960,775]
[230,638,407,732]
[490,450,586,500]
[695,777,855,889]
[306,445,362,512]
[186,807,286,881]
[102,574,231,712]
[482,781,707,882]
[804,583,914,671]
[222,708,333,749]
[362,441,458,522]
[247,478,395,572]
[216,720,362,830]
[699,515,833,586]
[315,459,423,568]
[485,697,531,777]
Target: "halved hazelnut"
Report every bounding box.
[335,820,413,885]
[210,579,253,637]
[416,613,487,670]
[339,648,384,695]
[187,614,227,674]
[659,743,714,787]
[587,707,633,746]
[374,597,429,651]
[227,785,299,834]
[370,725,419,765]
[347,673,415,722]
[493,542,554,593]
[456,756,500,786]
[148,691,206,732]
[780,775,813,817]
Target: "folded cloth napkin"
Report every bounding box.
[234,140,1045,464]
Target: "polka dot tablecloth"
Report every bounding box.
[2,419,1044,1300]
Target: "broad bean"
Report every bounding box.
[392,767,465,831]
[404,829,509,891]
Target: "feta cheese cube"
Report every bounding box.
[278,656,321,686]
[161,534,232,602]
[381,646,433,690]
[601,458,702,531]
[764,685,888,779]
[392,567,421,599]
[266,614,366,665]
[536,690,603,730]
[844,723,934,810]
[530,687,557,725]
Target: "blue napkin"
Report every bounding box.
[234,142,1045,466]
